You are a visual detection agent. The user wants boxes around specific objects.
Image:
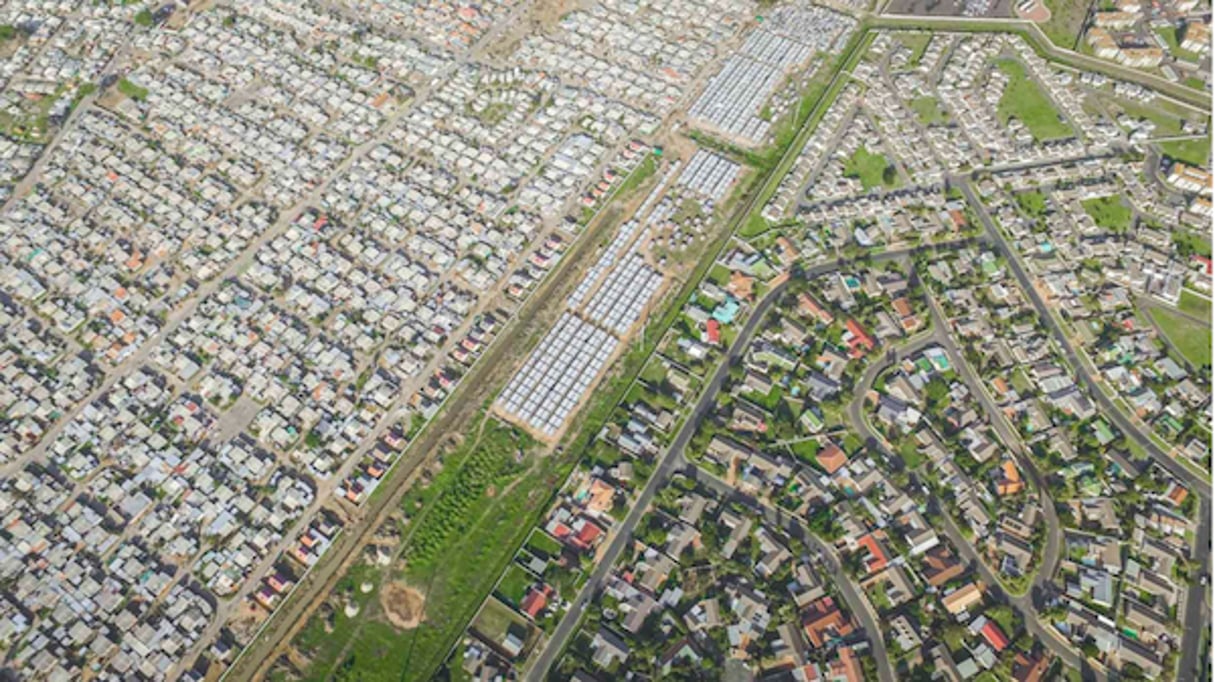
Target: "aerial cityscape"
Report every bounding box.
[0,0,1210,681]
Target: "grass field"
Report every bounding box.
[1179,289,1212,321]
[995,59,1073,142]
[524,529,563,559]
[1149,305,1212,368]
[1109,98,1190,137]
[1160,135,1212,167]
[1040,0,1090,49]
[1174,230,1213,259]
[471,596,532,644]
[1016,190,1049,217]
[1081,195,1133,232]
[844,146,898,190]
[290,416,564,682]
[910,96,949,125]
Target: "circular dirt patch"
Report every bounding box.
[381,581,426,630]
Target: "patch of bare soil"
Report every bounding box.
[380,581,426,630]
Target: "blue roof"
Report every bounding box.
[713,297,740,324]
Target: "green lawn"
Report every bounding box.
[1081,196,1133,232]
[1149,305,1212,368]
[117,78,148,101]
[1015,190,1048,217]
[495,564,534,606]
[790,438,821,465]
[471,597,534,646]
[897,440,924,469]
[617,154,658,197]
[1155,26,1203,63]
[1179,289,1212,321]
[995,59,1073,142]
[1160,135,1212,167]
[910,97,949,125]
[844,146,898,190]
[525,529,564,560]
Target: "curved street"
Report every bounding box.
[955,177,1211,680]
[844,305,1100,680]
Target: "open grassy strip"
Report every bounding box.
[994,58,1073,141]
[1105,97,1196,137]
[896,32,933,66]
[1160,135,1212,167]
[308,153,673,680]
[1148,305,1213,368]
[616,153,657,196]
[1178,289,1212,321]
[392,420,566,681]
[117,77,148,101]
[1154,26,1203,63]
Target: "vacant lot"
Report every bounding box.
[1016,189,1049,217]
[1155,26,1203,63]
[1040,0,1089,48]
[995,58,1073,141]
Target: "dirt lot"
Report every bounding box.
[381,582,427,630]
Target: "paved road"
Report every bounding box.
[956,179,1211,500]
[524,270,794,682]
[527,240,986,679]
[685,465,895,682]
[871,15,1207,109]
[921,289,1064,586]
[844,305,1099,679]
[1179,496,1212,682]
[956,177,1211,680]
[934,503,1105,681]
